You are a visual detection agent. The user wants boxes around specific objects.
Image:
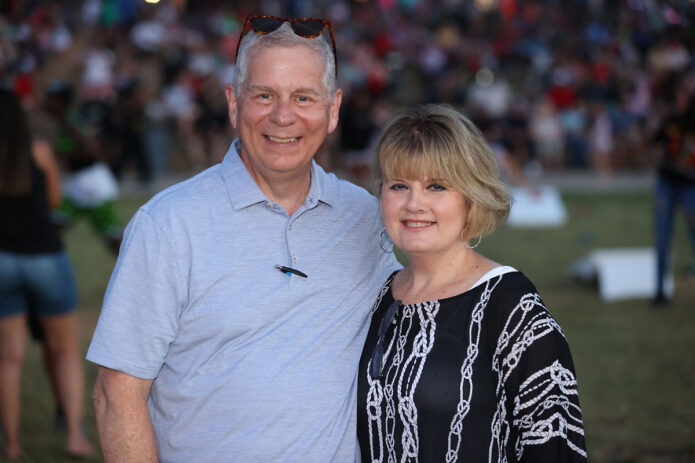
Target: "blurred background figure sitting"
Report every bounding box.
[0,88,94,459]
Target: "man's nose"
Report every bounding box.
[269,99,297,126]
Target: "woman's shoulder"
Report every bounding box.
[480,269,552,325]
[371,270,399,313]
[468,266,539,302]
[489,269,539,297]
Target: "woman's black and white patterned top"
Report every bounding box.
[357,267,586,463]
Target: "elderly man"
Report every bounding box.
[87,16,399,462]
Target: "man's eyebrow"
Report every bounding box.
[246,86,323,97]
[247,85,275,93]
[294,87,322,96]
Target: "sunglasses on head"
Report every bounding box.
[235,15,338,75]
[369,299,401,379]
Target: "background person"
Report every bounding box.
[43,80,124,255]
[0,88,94,459]
[357,104,586,462]
[87,16,399,462]
[652,72,695,306]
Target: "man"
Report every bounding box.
[87,17,400,462]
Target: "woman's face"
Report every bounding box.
[380,176,469,259]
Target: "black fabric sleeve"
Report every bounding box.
[490,273,587,463]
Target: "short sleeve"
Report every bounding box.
[86,208,186,379]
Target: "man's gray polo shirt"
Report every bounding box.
[87,140,400,462]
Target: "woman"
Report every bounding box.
[357,104,586,462]
[0,89,94,459]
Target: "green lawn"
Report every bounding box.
[7,190,694,462]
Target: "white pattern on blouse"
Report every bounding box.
[365,271,585,463]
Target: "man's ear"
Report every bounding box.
[327,88,342,134]
[225,84,238,129]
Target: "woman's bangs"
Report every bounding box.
[380,144,448,182]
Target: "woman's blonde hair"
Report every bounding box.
[374,104,512,240]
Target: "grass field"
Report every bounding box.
[6,190,694,462]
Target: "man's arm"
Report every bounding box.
[93,367,158,462]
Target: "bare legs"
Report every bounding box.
[0,313,94,459]
[0,314,26,459]
[40,314,95,456]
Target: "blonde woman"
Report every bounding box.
[357,104,586,462]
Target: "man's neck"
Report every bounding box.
[236,142,315,216]
[246,164,312,216]
[263,172,312,216]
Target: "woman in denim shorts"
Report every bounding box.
[0,89,94,459]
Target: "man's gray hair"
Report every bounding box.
[232,22,337,98]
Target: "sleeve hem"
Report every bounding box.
[86,352,160,380]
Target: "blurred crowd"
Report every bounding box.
[1,0,694,188]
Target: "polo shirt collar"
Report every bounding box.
[221,139,336,211]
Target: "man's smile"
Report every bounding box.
[265,135,300,143]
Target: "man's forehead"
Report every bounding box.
[247,43,325,67]
[243,46,328,95]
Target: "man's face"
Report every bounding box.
[226,45,342,185]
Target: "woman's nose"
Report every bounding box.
[405,189,427,213]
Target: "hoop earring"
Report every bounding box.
[465,236,481,249]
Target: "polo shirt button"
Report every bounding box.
[288,224,292,230]
[293,255,298,263]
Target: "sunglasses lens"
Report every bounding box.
[369,341,385,379]
[249,16,284,33]
[369,299,400,379]
[378,300,400,336]
[238,16,337,75]
[291,20,326,38]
